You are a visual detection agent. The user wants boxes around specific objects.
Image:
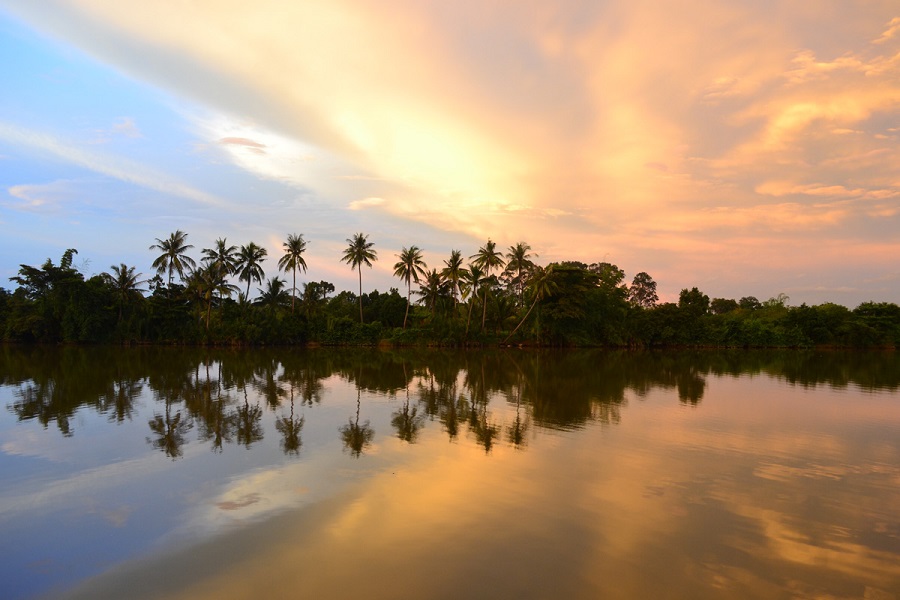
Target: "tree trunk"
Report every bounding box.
[358,268,364,323]
[503,294,540,344]
[291,267,296,313]
[403,283,410,328]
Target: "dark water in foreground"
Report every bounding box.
[1,346,899,599]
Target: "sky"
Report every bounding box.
[0,1,898,306]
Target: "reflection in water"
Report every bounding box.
[3,347,900,599]
[341,388,374,457]
[146,398,191,459]
[4,347,900,454]
[506,374,529,449]
[234,387,263,448]
[275,385,304,456]
[391,387,425,444]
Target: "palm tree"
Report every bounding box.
[255,277,291,314]
[503,264,558,343]
[236,242,268,299]
[102,263,146,324]
[492,294,518,334]
[471,239,506,331]
[462,265,485,336]
[149,230,196,295]
[416,268,449,318]
[188,263,239,329]
[202,238,238,280]
[441,249,468,312]
[505,241,535,307]
[277,233,308,313]
[341,233,377,323]
[393,245,427,328]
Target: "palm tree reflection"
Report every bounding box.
[147,397,192,459]
[340,388,374,458]
[235,385,264,448]
[99,377,142,424]
[506,376,529,449]
[392,383,425,443]
[276,383,305,456]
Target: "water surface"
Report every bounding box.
[1,347,899,599]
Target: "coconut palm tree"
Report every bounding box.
[393,245,427,328]
[416,268,449,319]
[492,294,518,335]
[255,277,291,314]
[505,241,535,307]
[441,249,468,312]
[196,242,240,327]
[341,233,377,323]
[471,239,506,331]
[236,242,268,299]
[102,263,146,324]
[149,230,196,295]
[202,238,238,280]
[186,264,238,330]
[277,233,308,313]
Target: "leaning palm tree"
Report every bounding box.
[102,263,146,324]
[236,242,268,299]
[441,249,468,312]
[393,245,427,328]
[149,230,196,296]
[462,264,485,336]
[470,239,506,331]
[341,233,377,323]
[503,264,558,343]
[277,233,308,313]
[505,241,535,307]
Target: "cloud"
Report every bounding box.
[0,121,226,207]
[873,16,900,44]
[189,111,357,195]
[219,137,266,153]
[2,1,899,305]
[347,197,385,211]
[757,181,865,198]
[7,180,74,212]
[112,116,141,137]
[89,116,143,144]
[784,50,864,85]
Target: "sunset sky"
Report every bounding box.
[1,1,898,306]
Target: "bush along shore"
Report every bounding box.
[3,238,898,348]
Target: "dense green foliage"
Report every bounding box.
[3,241,899,348]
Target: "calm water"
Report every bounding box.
[1,346,899,599]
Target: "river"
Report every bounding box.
[1,346,899,599]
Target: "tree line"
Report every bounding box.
[2,231,899,347]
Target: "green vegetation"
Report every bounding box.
[3,233,899,347]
